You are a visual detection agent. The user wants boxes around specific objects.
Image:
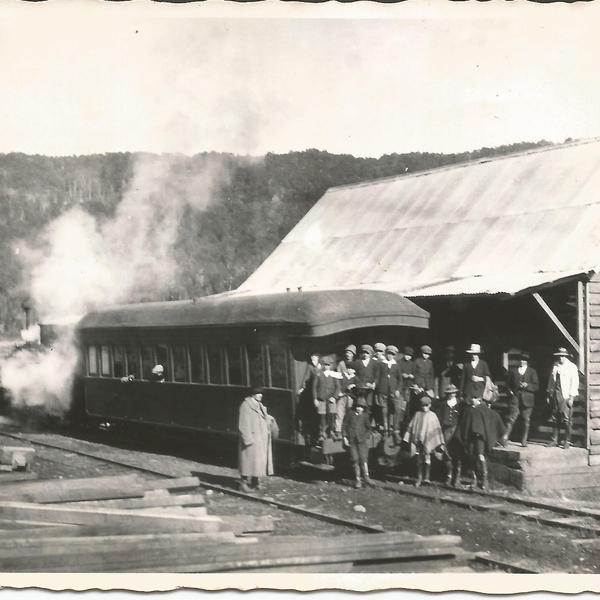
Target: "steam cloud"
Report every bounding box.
[1,154,228,418]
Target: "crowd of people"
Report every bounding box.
[296,342,580,490]
[235,342,579,493]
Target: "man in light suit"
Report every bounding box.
[503,351,539,447]
[546,347,579,449]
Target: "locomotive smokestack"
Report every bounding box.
[21,298,32,330]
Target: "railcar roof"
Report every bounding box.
[77,289,429,336]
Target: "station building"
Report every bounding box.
[238,138,600,491]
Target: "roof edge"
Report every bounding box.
[323,137,600,194]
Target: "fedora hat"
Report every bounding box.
[553,347,570,357]
[466,343,482,354]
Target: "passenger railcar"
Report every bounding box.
[75,289,429,459]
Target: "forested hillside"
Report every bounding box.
[0,140,551,335]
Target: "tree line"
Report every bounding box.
[0,140,552,335]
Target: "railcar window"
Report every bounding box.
[207,347,224,385]
[125,346,140,379]
[141,346,154,380]
[189,345,207,383]
[112,346,125,379]
[172,345,189,383]
[100,345,111,377]
[268,342,289,389]
[87,345,98,376]
[227,346,244,386]
[156,344,171,381]
[247,344,265,387]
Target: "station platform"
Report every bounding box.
[489,442,600,492]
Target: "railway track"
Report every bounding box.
[0,429,547,572]
[381,474,600,541]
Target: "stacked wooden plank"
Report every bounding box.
[0,473,471,572]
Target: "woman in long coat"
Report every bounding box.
[238,386,274,492]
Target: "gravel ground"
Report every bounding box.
[2,427,600,573]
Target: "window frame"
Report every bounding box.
[112,345,126,379]
[100,345,112,377]
[189,343,208,384]
[124,345,141,380]
[266,342,290,390]
[206,345,225,385]
[171,344,190,383]
[226,344,246,387]
[87,345,99,376]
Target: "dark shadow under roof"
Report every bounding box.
[78,289,429,338]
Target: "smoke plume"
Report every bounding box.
[0,154,229,418]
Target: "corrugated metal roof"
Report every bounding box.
[240,139,600,297]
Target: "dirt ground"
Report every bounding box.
[1,427,600,573]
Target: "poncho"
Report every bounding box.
[403,410,444,455]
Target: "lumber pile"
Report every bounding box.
[0,473,471,572]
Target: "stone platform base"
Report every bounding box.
[489,442,600,492]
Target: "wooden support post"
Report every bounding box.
[532,292,580,355]
[584,279,591,452]
[578,281,585,372]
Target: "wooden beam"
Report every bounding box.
[532,292,580,354]
[60,492,205,510]
[0,502,224,533]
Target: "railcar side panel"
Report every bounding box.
[83,378,295,440]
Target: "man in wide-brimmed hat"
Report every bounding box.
[503,351,539,447]
[546,347,579,449]
[460,343,491,403]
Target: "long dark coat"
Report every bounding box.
[454,402,505,454]
[507,366,539,409]
[461,359,491,401]
[397,357,416,392]
[238,396,274,478]
[413,357,435,392]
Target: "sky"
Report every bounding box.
[1,1,600,158]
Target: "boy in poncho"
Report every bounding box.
[403,395,444,487]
